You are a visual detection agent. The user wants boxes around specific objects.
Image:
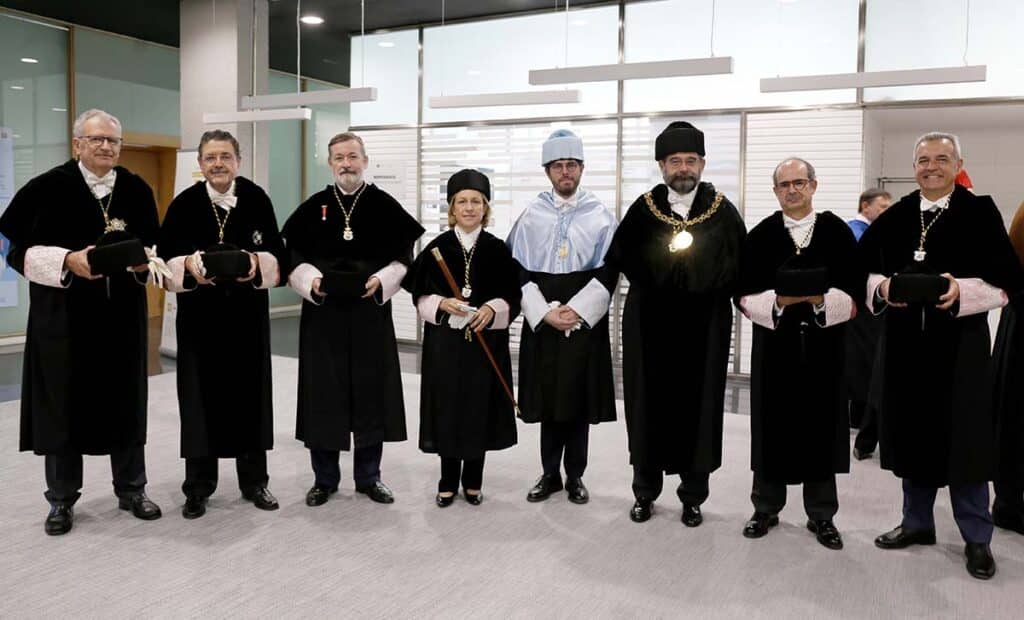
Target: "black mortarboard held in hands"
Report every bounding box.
[202,242,252,280]
[88,230,147,276]
[655,121,706,161]
[446,169,491,203]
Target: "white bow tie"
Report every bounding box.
[555,195,577,209]
[85,171,115,198]
[784,214,815,230]
[210,192,237,210]
[920,194,951,212]
[667,192,687,205]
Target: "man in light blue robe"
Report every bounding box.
[507,129,619,505]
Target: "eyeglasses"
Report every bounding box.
[775,178,811,191]
[79,135,122,148]
[548,160,581,173]
[201,153,237,165]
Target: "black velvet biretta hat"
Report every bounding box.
[655,121,706,160]
[446,169,491,203]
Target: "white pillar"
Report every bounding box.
[179,0,269,187]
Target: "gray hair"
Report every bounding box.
[72,109,122,137]
[913,132,962,162]
[772,157,817,186]
[327,131,367,157]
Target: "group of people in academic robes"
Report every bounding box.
[7,107,1024,583]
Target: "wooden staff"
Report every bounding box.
[430,247,521,417]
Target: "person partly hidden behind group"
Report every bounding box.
[6,108,1024,582]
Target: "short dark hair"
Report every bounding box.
[858,188,891,212]
[198,130,240,158]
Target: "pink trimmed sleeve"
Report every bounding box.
[23,246,71,288]
[738,290,777,330]
[866,273,886,315]
[484,298,511,330]
[165,256,196,293]
[821,287,856,327]
[371,260,407,304]
[253,251,280,289]
[417,294,444,325]
[288,262,324,304]
[955,277,1008,317]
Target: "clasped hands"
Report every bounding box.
[440,297,494,332]
[878,273,959,310]
[185,251,260,285]
[543,305,581,331]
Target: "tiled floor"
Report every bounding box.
[0,315,751,413]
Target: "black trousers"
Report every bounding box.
[994,480,1024,511]
[902,478,993,544]
[853,402,878,454]
[310,437,382,490]
[182,451,269,499]
[751,472,839,521]
[439,455,486,493]
[44,445,148,506]
[540,418,589,480]
[631,465,710,506]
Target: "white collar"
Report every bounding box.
[666,186,697,217]
[79,161,117,198]
[454,226,481,250]
[553,189,579,209]
[206,180,237,210]
[854,213,872,225]
[920,191,953,212]
[336,181,366,196]
[783,211,816,230]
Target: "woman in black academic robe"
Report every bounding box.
[403,169,521,507]
[158,175,286,468]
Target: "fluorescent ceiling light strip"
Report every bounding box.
[429,90,581,108]
[203,108,313,124]
[529,57,734,85]
[241,88,378,109]
[760,65,987,92]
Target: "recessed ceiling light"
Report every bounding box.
[300,15,324,25]
[10,85,25,90]
[52,107,66,112]
[21,57,39,64]
[378,41,395,48]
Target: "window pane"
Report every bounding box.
[350,29,419,127]
[422,7,618,123]
[0,14,68,334]
[864,0,1024,101]
[624,0,859,112]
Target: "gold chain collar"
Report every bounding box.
[644,190,724,231]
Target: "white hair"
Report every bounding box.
[72,109,122,137]
[913,131,962,162]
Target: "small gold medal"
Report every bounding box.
[106,218,127,233]
[914,250,926,262]
[557,243,569,258]
[462,286,473,298]
[343,227,354,241]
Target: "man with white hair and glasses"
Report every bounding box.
[0,108,164,535]
[861,132,1023,579]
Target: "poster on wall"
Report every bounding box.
[0,127,18,308]
[159,149,204,358]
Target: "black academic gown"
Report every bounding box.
[992,292,1024,485]
[516,266,618,425]
[403,230,521,458]
[859,185,1024,486]
[0,159,157,455]
[158,178,286,458]
[283,183,424,451]
[605,182,746,474]
[737,211,862,483]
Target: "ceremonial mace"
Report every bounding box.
[430,247,522,417]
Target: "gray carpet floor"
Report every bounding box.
[2,355,1024,619]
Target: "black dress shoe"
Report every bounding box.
[436,493,455,508]
[630,499,653,523]
[807,519,844,550]
[873,525,937,549]
[743,512,779,538]
[681,504,703,527]
[44,505,73,536]
[182,495,207,519]
[852,447,873,461]
[965,543,996,580]
[357,481,395,504]
[527,475,563,502]
[464,491,483,506]
[243,487,280,511]
[305,485,335,507]
[992,501,1024,535]
[565,478,589,505]
[118,493,162,520]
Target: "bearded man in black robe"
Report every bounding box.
[284,132,424,507]
[605,121,746,527]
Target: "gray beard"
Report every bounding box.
[666,175,699,195]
